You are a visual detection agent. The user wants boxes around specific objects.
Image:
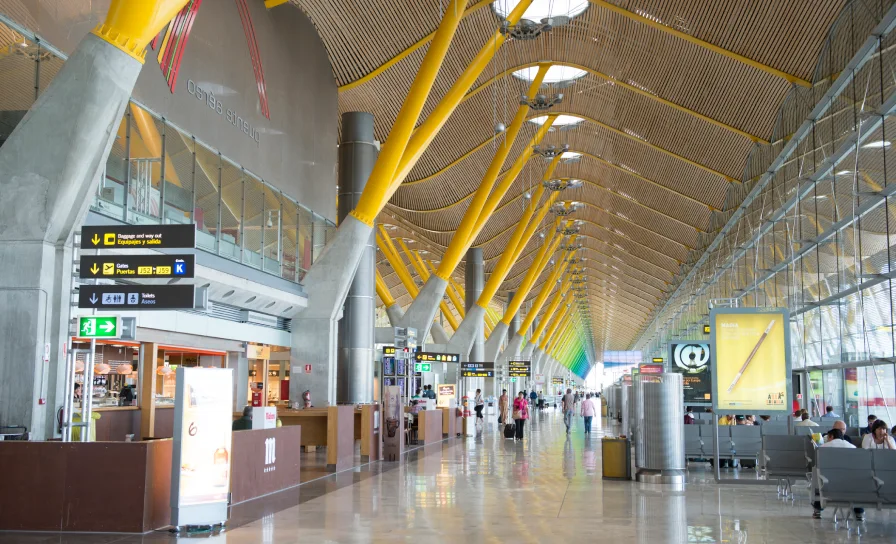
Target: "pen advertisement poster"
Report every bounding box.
[711,308,791,415]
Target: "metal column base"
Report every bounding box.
[636,469,686,484]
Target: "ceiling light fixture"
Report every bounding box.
[862,140,891,149]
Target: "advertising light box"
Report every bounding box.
[170,367,234,526]
[710,308,791,415]
[670,342,712,404]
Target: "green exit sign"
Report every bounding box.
[415,362,432,373]
[78,316,121,339]
[510,377,517,383]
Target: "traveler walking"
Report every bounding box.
[498,389,509,424]
[580,393,596,434]
[562,388,575,434]
[513,392,529,441]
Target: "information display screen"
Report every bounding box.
[383,358,395,377]
[711,308,791,414]
[669,342,712,404]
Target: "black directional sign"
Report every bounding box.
[414,352,460,363]
[82,224,195,249]
[461,362,494,378]
[508,360,532,378]
[80,254,195,279]
[78,285,195,310]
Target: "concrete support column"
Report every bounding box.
[337,112,377,404]
[464,248,484,361]
[507,291,521,341]
[228,351,249,410]
[0,35,142,438]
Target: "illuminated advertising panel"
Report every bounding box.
[170,367,233,526]
[669,342,712,404]
[711,308,791,415]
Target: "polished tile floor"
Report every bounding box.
[5,409,896,543]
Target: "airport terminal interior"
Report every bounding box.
[5,0,896,542]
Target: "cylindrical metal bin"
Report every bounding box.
[635,373,685,484]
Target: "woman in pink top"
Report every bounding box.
[580,393,596,434]
[513,392,530,441]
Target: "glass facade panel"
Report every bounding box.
[0,19,335,287]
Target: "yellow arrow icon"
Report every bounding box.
[90,263,99,275]
[91,234,100,246]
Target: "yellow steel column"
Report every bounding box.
[531,275,574,341]
[389,0,536,190]
[397,240,460,331]
[349,0,465,226]
[542,306,574,353]
[517,236,578,336]
[427,260,468,321]
[434,64,551,281]
[93,0,191,63]
[375,269,395,307]
[376,232,419,298]
[539,301,574,350]
[500,221,566,325]
[469,118,557,240]
[476,175,560,309]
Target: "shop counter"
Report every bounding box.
[0,439,173,532]
[230,426,301,504]
[418,409,443,445]
[0,425,304,532]
[88,405,175,441]
[276,406,356,471]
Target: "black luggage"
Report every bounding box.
[503,422,516,439]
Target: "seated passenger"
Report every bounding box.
[821,405,840,418]
[862,419,895,449]
[744,415,757,425]
[684,407,695,425]
[795,413,818,427]
[812,428,864,520]
[232,406,252,431]
[860,414,877,436]
[831,420,853,442]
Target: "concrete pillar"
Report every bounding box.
[464,248,484,361]
[0,34,142,438]
[336,112,377,404]
[228,351,249,410]
[507,291,520,341]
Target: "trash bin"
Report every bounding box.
[602,437,631,480]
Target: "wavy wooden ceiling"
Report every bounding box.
[291,0,849,351]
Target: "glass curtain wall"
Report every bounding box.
[0,20,335,285]
[632,2,896,426]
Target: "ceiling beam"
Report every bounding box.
[587,0,811,88]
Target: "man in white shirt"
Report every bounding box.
[813,429,864,520]
[795,414,819,427]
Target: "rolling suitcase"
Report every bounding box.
[503,422,516,439]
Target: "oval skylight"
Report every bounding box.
[494,0,589,22]
[513,65,587,84]
[529,114,584,127]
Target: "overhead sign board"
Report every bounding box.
[461,362,495,378]
[508,360,531,378]
[82,224,195,249]
[670,341,712,404]
[651,357,664,363]
[77,316,121,339]
[552,377,564,385]
[414,352,459,363]
[80,254,194,279]
[79,285,196,310]
[711,308,791,415]
[383,346,396,355]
